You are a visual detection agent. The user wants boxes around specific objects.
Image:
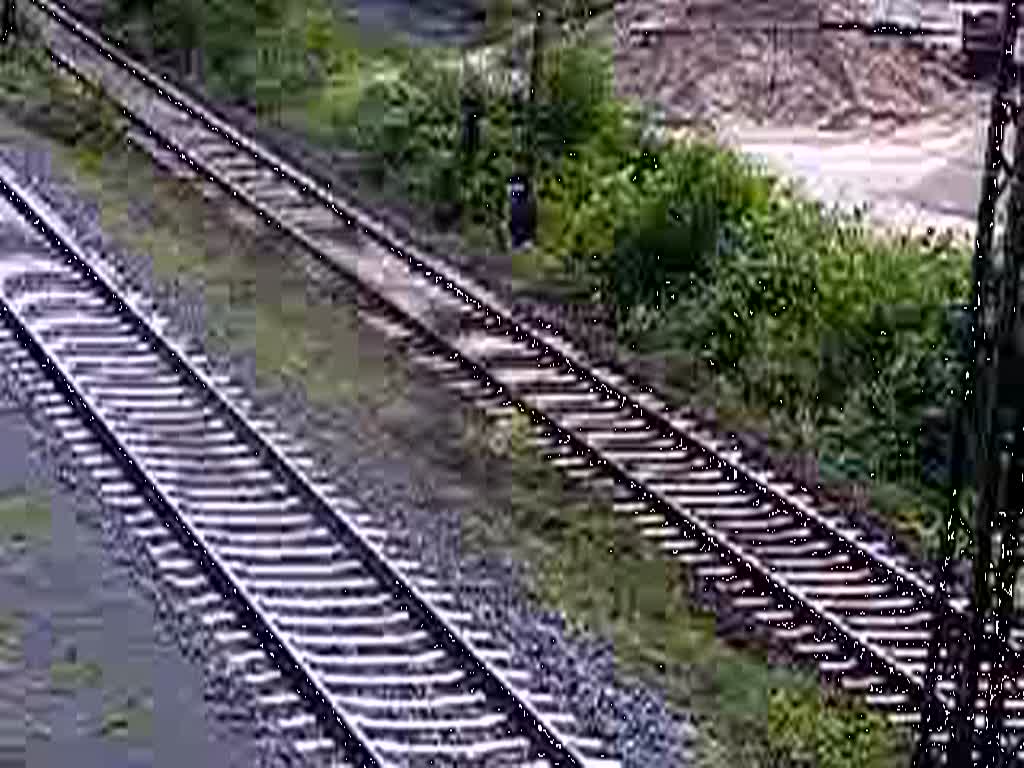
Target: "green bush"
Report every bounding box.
[578,166,969,560]
[535,38,614,162]
[110,0,294,95]
[111,0,205,62]
[637,188,968,517]
[766,687,908,768]
[233,4,340,114]
[0,40,121,153]
[351,53,466,212]
[350,51,528,237]
[554,140,776,327]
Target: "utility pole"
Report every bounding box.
[525,0,544,200]
[1,0,16,45]
[913,1,1024,765]
[455,50,483,227]
[509,0,543,249]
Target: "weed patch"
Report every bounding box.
[0,491,52,547]
[50,659,104,694]
[98,693,153,742]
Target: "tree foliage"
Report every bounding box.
[766,688,909,768]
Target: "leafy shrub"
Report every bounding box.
[350,51,525,237]
[110,0,298,95]
[232,4,341,114]
[0,41,121,154]
[767,687,908,768]
[352,53,465,214]
[555,140,775,327]
[535,38,614,162]
[111,0,204,61]
[642,187,969,518]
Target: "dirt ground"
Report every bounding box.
[614,0,976,131]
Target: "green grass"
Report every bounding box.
[60,137,410,413]
[50,659,104,693]
[0,491,53,546]
[98,693,153,742]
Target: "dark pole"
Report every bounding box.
[911,406,968,768]
[1,0,15,45]
[958,0,1023,761]
[913,1,1024,765]
[510,0,543,249]
[526,0,543,190]
[982,25,1024,759]
[458,53,482,226]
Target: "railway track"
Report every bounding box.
[14,0,1024,762]
[0,139,620,765]
[0,301,338,767]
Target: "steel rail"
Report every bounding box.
[0,182,384,767]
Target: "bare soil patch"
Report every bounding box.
[615,0,976,131]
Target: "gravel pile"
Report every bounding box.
[614,0,974,130]
[0,139,694,766]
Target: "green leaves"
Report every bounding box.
[549,140,776,328]
[767,688,908,768]
[555,134,972,557]
[535,38,613,160]
[642,182,969,505]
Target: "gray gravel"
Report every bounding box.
[0,125,695,767]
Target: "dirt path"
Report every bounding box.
[709,86,989,238]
